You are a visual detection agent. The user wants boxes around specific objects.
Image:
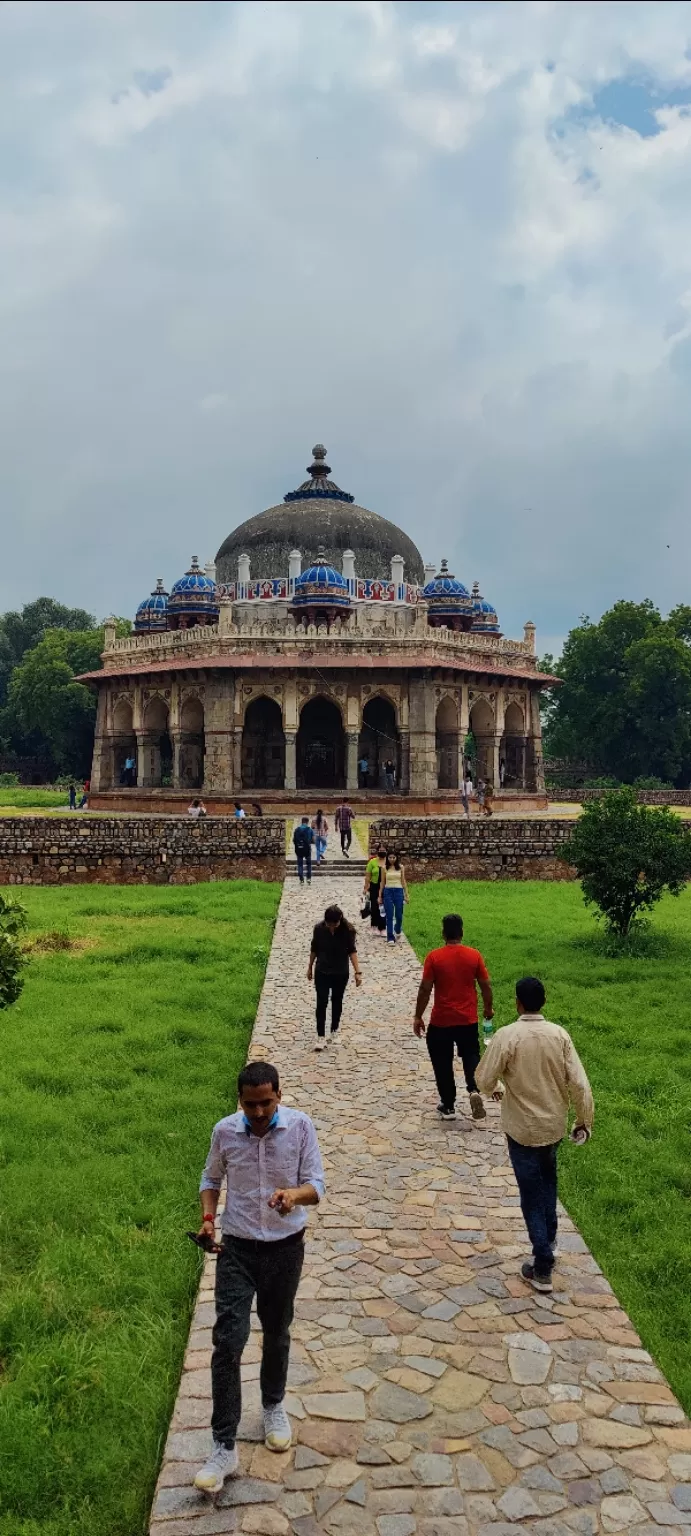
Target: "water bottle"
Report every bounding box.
[482,1018,494,1049]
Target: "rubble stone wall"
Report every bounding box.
[370,816,576,880]
[0,816,284,885]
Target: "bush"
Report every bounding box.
[0,893,28,1007]
[632,776,673,791]
[0,772,20,787]
[583,776,622,789]
[560,787,691,937]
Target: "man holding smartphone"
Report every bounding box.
[194,1060,325,1495]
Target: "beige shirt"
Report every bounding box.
[475,1014,594,1147]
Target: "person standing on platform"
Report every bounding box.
[358,755,369,788]
[384,758,396,793]
[293,815,314,884]
[335,798,354,857]
[413,913,493,1122]
[380,850,408,943]
[476,976,593,1293]
[234,802,246,819]
[308,904,362,1050]
[194,1061,325,1494]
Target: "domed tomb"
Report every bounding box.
[215,445,424,585]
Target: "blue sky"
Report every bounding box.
[2,0,691,653]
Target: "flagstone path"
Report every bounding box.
[150,876,691,1536]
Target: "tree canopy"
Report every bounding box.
[0,598,95,706]
[560,787,691,937]
[545,601,691,786]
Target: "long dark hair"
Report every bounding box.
[386,850,401,870]
[315,808,324,829]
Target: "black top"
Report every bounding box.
[311,921,357,976]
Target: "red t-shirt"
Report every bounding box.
[422,944,489,1027]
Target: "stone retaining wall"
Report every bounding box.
[0,816,285,885]
[370,816,576,880]
[553,788,691,805]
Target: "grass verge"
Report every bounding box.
[0,881,280,1536]
[0,788,69,812]
[406,880,691,1416]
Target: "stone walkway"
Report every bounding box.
[150,876,691,1536]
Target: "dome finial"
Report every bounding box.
[440,558,449,575]
[309,445,330,480]
[471,579,481,599]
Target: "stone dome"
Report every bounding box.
[215,445,425,585]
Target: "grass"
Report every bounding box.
[0,881,281,1536]
[0,787,69,812]
[406,880,691,1416]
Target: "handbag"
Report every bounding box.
[360,896,371,919]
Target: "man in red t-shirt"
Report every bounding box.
[413,913,493,1122]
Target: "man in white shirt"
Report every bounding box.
[187,799,207,818]
[460,775,473,820]
[194,1061,325,1494]
[476,976,593,1294]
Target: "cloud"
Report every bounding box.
[1,0,691,647]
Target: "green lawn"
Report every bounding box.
[0,882,280,1536]
[0,787,69,812]
[407,881,691,1416]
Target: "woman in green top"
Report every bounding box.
[363,846,387,931]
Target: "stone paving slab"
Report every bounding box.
[150,875,691,1535]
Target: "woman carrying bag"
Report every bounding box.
[380,850,409,944]
[362,846,386,932]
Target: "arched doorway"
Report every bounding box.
[435,695,459,790]
[501,701,526,789]
[469,697,495,787]
[142,696,173,787]
[179,697,205,790]
[112,697,136,787]
[242,697,286,789]
[358,696,400,789]
[297,697,345,789]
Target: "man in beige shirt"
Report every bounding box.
[476,975,593,1293]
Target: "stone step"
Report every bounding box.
[285,860,368,877]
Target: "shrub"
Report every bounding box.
[0,772,20,787]
[632,776,673,791]
[560,787,691,937]
[0,893,28,1007]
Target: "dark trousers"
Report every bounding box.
[296,849,311,882]
[507,1136,559,1276]
[211,1233,304,1448]
[315,971,348,1036]
[340,827,352,853]
[426,1023,480,1109]
[369,880,384,929]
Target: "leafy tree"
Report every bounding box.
[0,598,95,706]
[559,787,691,937]
[546,601,691,786]
[0,894,27,1009]
[9,629,106,778]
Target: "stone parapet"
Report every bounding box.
[553,788,691,805]
[0,816,284,885]
[370,815,576,880]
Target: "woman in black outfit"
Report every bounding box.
[307,905,362,1051]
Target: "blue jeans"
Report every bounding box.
[383,887,404,940]
[507,1136,559,1276]
[296,850,311,882]
[315,835,327,862]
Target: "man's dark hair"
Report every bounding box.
[301,815,309,823]
[442,913,463,941]
[238,1060,279,1095]
[516,976,546,1013]
[324,905,343,924]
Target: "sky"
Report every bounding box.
[2,1,691,655]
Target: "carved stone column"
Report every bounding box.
[346,731,359,792]
[171,730,183,789]
[399,730,411,794]
[285,731,297,791]
[408,678,437,795]
[136,732,160,788]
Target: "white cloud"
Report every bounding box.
[1,0,691,643]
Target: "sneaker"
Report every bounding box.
[263,1400,292,1451]
[437,1104,457,1121]
[194,1442,239,1492]
[521,1261,553,1294]
[469,1092,486,1121]
[330,1031,342,1047]
[315,1040,326,1052]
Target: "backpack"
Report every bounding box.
[293,825,312,853]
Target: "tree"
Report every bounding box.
[9,629,106,778]
[546,601,691,785]
[0,894,27,1009]
[559,787,691,937]
[0,598,95,706]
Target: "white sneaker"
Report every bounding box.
[194,1441,239,1492]
[314,1039,326,1052]
[330,1032,342,1047]
[264,1400,292,1451]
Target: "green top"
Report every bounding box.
[366,856,380,882]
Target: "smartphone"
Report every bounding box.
[186,1230,218,1253]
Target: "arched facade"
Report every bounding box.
[297,696,345,790]
[178,696,205,790]
[435,695,460,790]
[501,700,527,789]
[242,697,286,789]
[140,695,173,788]
[358,695,400,789]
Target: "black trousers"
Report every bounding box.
[340,827,352,853]
[296,849,312,882]
[314,971,348,1036]
[369,880,384,929]
[426,1023,480,1108]
[507,1136,559,1275]
[211,1232,304,1448]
